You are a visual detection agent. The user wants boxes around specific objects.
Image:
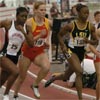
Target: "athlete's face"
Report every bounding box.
[94,13,100,22]
[78,7,89,21]
[35,4,46,18]
[17,11,28,25]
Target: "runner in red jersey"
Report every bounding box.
[14,1,52,99]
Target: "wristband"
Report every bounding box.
[64,53,71,59]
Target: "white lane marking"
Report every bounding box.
[2,86,37,100]
[28,70,96,100]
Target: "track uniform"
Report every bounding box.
[0,20,26,64]
[68,21,90,62]
[22,18,49,61]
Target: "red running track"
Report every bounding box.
[15,63,96,100]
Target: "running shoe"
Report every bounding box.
[44,75,56,88]
[3,95,9,100]
[13,95,18,100]
[31,85,40,98]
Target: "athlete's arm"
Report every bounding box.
[44,20,52,48]
[0,20,11,30]
[85,23,98,45]
[16,24,34,47]
[88,44,100,57]
[25,25,34,47]
[58,22,73,53]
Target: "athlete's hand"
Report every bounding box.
[61,45,68,53]
[83,38,90,43]
[16,25,25,34]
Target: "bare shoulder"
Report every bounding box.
[26,24,32,31]
[0,19,12,29]
[63,21,73,32]
[26,18,33,27]
[88,22,95,32]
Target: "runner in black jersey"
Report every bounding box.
[45,3,98,100]
[0,7,34,100]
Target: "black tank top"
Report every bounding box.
[72,21,90,38]
[69,21,90,47]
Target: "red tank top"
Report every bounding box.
[22,18,49,52]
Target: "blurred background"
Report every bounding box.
[0,0,100,21]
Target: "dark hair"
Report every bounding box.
[94,11,100,17]
[16,7,29,16]
[70,5,77,16]
[76,3,87,12]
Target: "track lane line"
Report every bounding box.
[28,70,96,100]
[2,86,37,100]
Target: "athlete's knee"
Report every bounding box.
[17,75,26,84]
[12,69,19,78]
[43,66,50,73]
[41,67,49,74]
[11,73,18,81]
[75,67,83,75]
[75,71,83,78]
[42,63,50,72]
[19,73,27,81]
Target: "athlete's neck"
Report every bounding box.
[15,20,24,26]
[77,19,87,24]
[34,16,44,25]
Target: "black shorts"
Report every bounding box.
[6,54,19,64]
[69,46,85,62]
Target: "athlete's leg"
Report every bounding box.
[44,65,74,88]
[67,53,83,100]
[45,53,83,99]
[14,55,31,97]
[33,53,50,86]
[0,56,19,95]
[0,69,10,87]
[54,64,74,81]
[31,53,50,98]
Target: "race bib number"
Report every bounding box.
[74,37,85,47]
[34,38,45,47]
[7,40,21,55]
